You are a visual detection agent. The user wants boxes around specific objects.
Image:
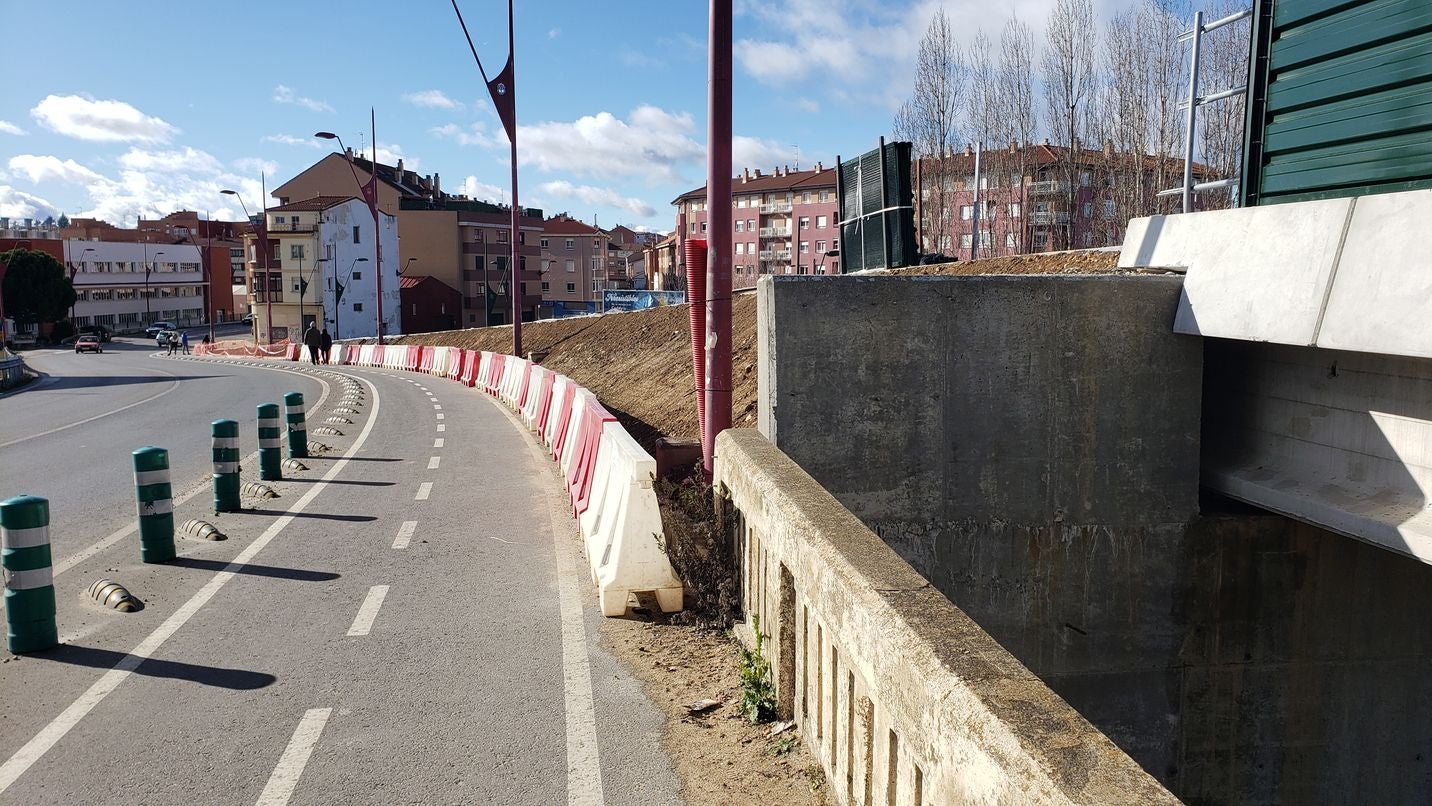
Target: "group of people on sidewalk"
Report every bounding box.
[302,323,334,365]
[165,331,189,356]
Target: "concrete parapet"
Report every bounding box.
[714,429,1177,806]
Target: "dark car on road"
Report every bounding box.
[75,334,103,354]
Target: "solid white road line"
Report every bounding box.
[427,456,441,469]
[392,521,417,550]
[0,368,179,449]
[415,482,433,501]
[255,708,333,806]
[345,585,390,637]
[0,375,378,796]
[433,438,445,448]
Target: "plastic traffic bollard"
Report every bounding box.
[257,403,282,481]
[132,446,176,563]
[0,495,58,654]
[284,392,308,459]
[212,419,241,513]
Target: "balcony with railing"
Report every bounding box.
[1027,180,1071,196]
[250,289,284,303]
[759,226,791,238]
[1028,211,1072,226]
[759,249,792,261]
[759,201,793,214]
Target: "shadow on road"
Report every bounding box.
[284,479,395,487]
[243,509,377,523]
[44,374,221,392]
[304,456,403,463]
[36,645,276,690]
[168,557,340,582]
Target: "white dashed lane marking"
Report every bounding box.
[346,585,390,637]
[255,708,333,806]
[427,456,441,470]
[392,521,416,550]
[415,482,433,501]
[433,438,444,448]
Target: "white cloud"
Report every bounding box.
[402,90,463,110]
[232,157,279,177]
[734,137,797,171]
[263,134,321,148]
[8,154,106,185]
[0,120,27,136]
[538,180,657,218]
[30,94,178,143]
[372,143,417,171]
[795,97,821,114]
[272,85,334,113]
[0,185,61,219]
[119,147,224,175]
[518,105,705,183]
[430,122,493,147]
[458,175,507,204]
[548,28,561,39]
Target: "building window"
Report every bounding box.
[737,197,747,208]
[498,229,509,243]
[275,216,285,224]
[1079,171,1091,186]
[541,281,550,292]
[518,232,525,244]
[815,240,825,253]
[1010,173,1022,187]
[1082,202,1093,218]
[798,216,809,229]
[565,237,575,249]
[961,233,973,249]
[1009,203,1021,218]
[591,280,599,292]
[352,272,362,280]
[799,241,809,253]
[290,244,304,259]
[1006,232,1017,248]
[960,205,974,220]
[1103,199,1116,218]
[540,237,549,248]
[566,282,575,292]
[230,247,243,258]
[734,220,744,232]
[815,215,827,229]
[700,221,707,233]
[1033,232,1048,248]
[353,226,361,244]
[353,302,363,312]
[562,259,574,272]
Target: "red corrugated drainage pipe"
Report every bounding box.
[684,238,708,440]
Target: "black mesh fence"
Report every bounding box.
[837,141,917,273]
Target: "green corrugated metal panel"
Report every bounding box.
[1242,0,1432,205]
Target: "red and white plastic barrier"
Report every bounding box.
[235,336,682,617]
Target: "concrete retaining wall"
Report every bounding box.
[714,429,1177,806]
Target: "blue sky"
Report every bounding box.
[0,0,1102,233]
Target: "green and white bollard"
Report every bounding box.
[257,403,282,481]
[284,392,308,459]
[212,419,241,513]
[1,495,58,654]
[132,446,176,563]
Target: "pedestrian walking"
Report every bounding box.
[302,323,321,365]
[166,332,176,356]
[180,331,190,355]
[319,327,333,364]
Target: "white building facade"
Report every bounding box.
[63,240,205,332]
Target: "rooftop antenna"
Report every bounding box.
[792,144,800,171]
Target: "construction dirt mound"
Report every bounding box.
[393,249,1124,445]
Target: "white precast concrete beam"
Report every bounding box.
[1120,199,1353,346]
[1318,189,1432,359]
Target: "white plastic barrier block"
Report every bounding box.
[480,351,495,391]
[359,344,376,367]
[503,359,528,408]
[544,377,572,448]
[581,422,683,616]
[522,366,547,429]
[559,388,592,479]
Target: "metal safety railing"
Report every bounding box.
[1159,7,1252,212]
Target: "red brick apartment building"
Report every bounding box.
[920,142,1203,259]
[539,214,610,315]
[673,164,840,289]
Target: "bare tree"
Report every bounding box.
[996,16,1036,253]
[964,29,996,258]
[894,7,965,255]
[1197,0,1251,209]
[1041,0,1097,249]
[1148,0,1189,212]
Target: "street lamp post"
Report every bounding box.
[305,257,327,333]
[67,245,94,324]
[146,251,165,326]
[221,189,269,345]
[314,127,386,344]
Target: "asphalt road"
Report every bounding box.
[0,347,680,804]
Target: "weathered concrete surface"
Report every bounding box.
[1203,339,1432,563]
[714,428,1178,806]
[759,274,1202,528]
[757,274,1432,804]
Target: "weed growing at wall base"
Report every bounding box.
[738,614,777,724]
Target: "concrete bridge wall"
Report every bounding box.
[757,274,1432,803]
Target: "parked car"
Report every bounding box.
[241,313,254,325]
[145,321,178,337]
[75,334,103,354]
[155,329,179,347]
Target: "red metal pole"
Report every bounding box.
[703,0,732,478]
[371,109,385,345]
[508,0,522,357]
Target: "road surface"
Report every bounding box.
[0,340,680,804]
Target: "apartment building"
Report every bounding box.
[273,151,542,327]
[138,211,247,322]
[642,233,681,292]
[243,196,398,342]
[672,164,840,289]
[539,214,610,316]
[919,142,1203,258]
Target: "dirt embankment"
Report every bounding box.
[395,294,758,447]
